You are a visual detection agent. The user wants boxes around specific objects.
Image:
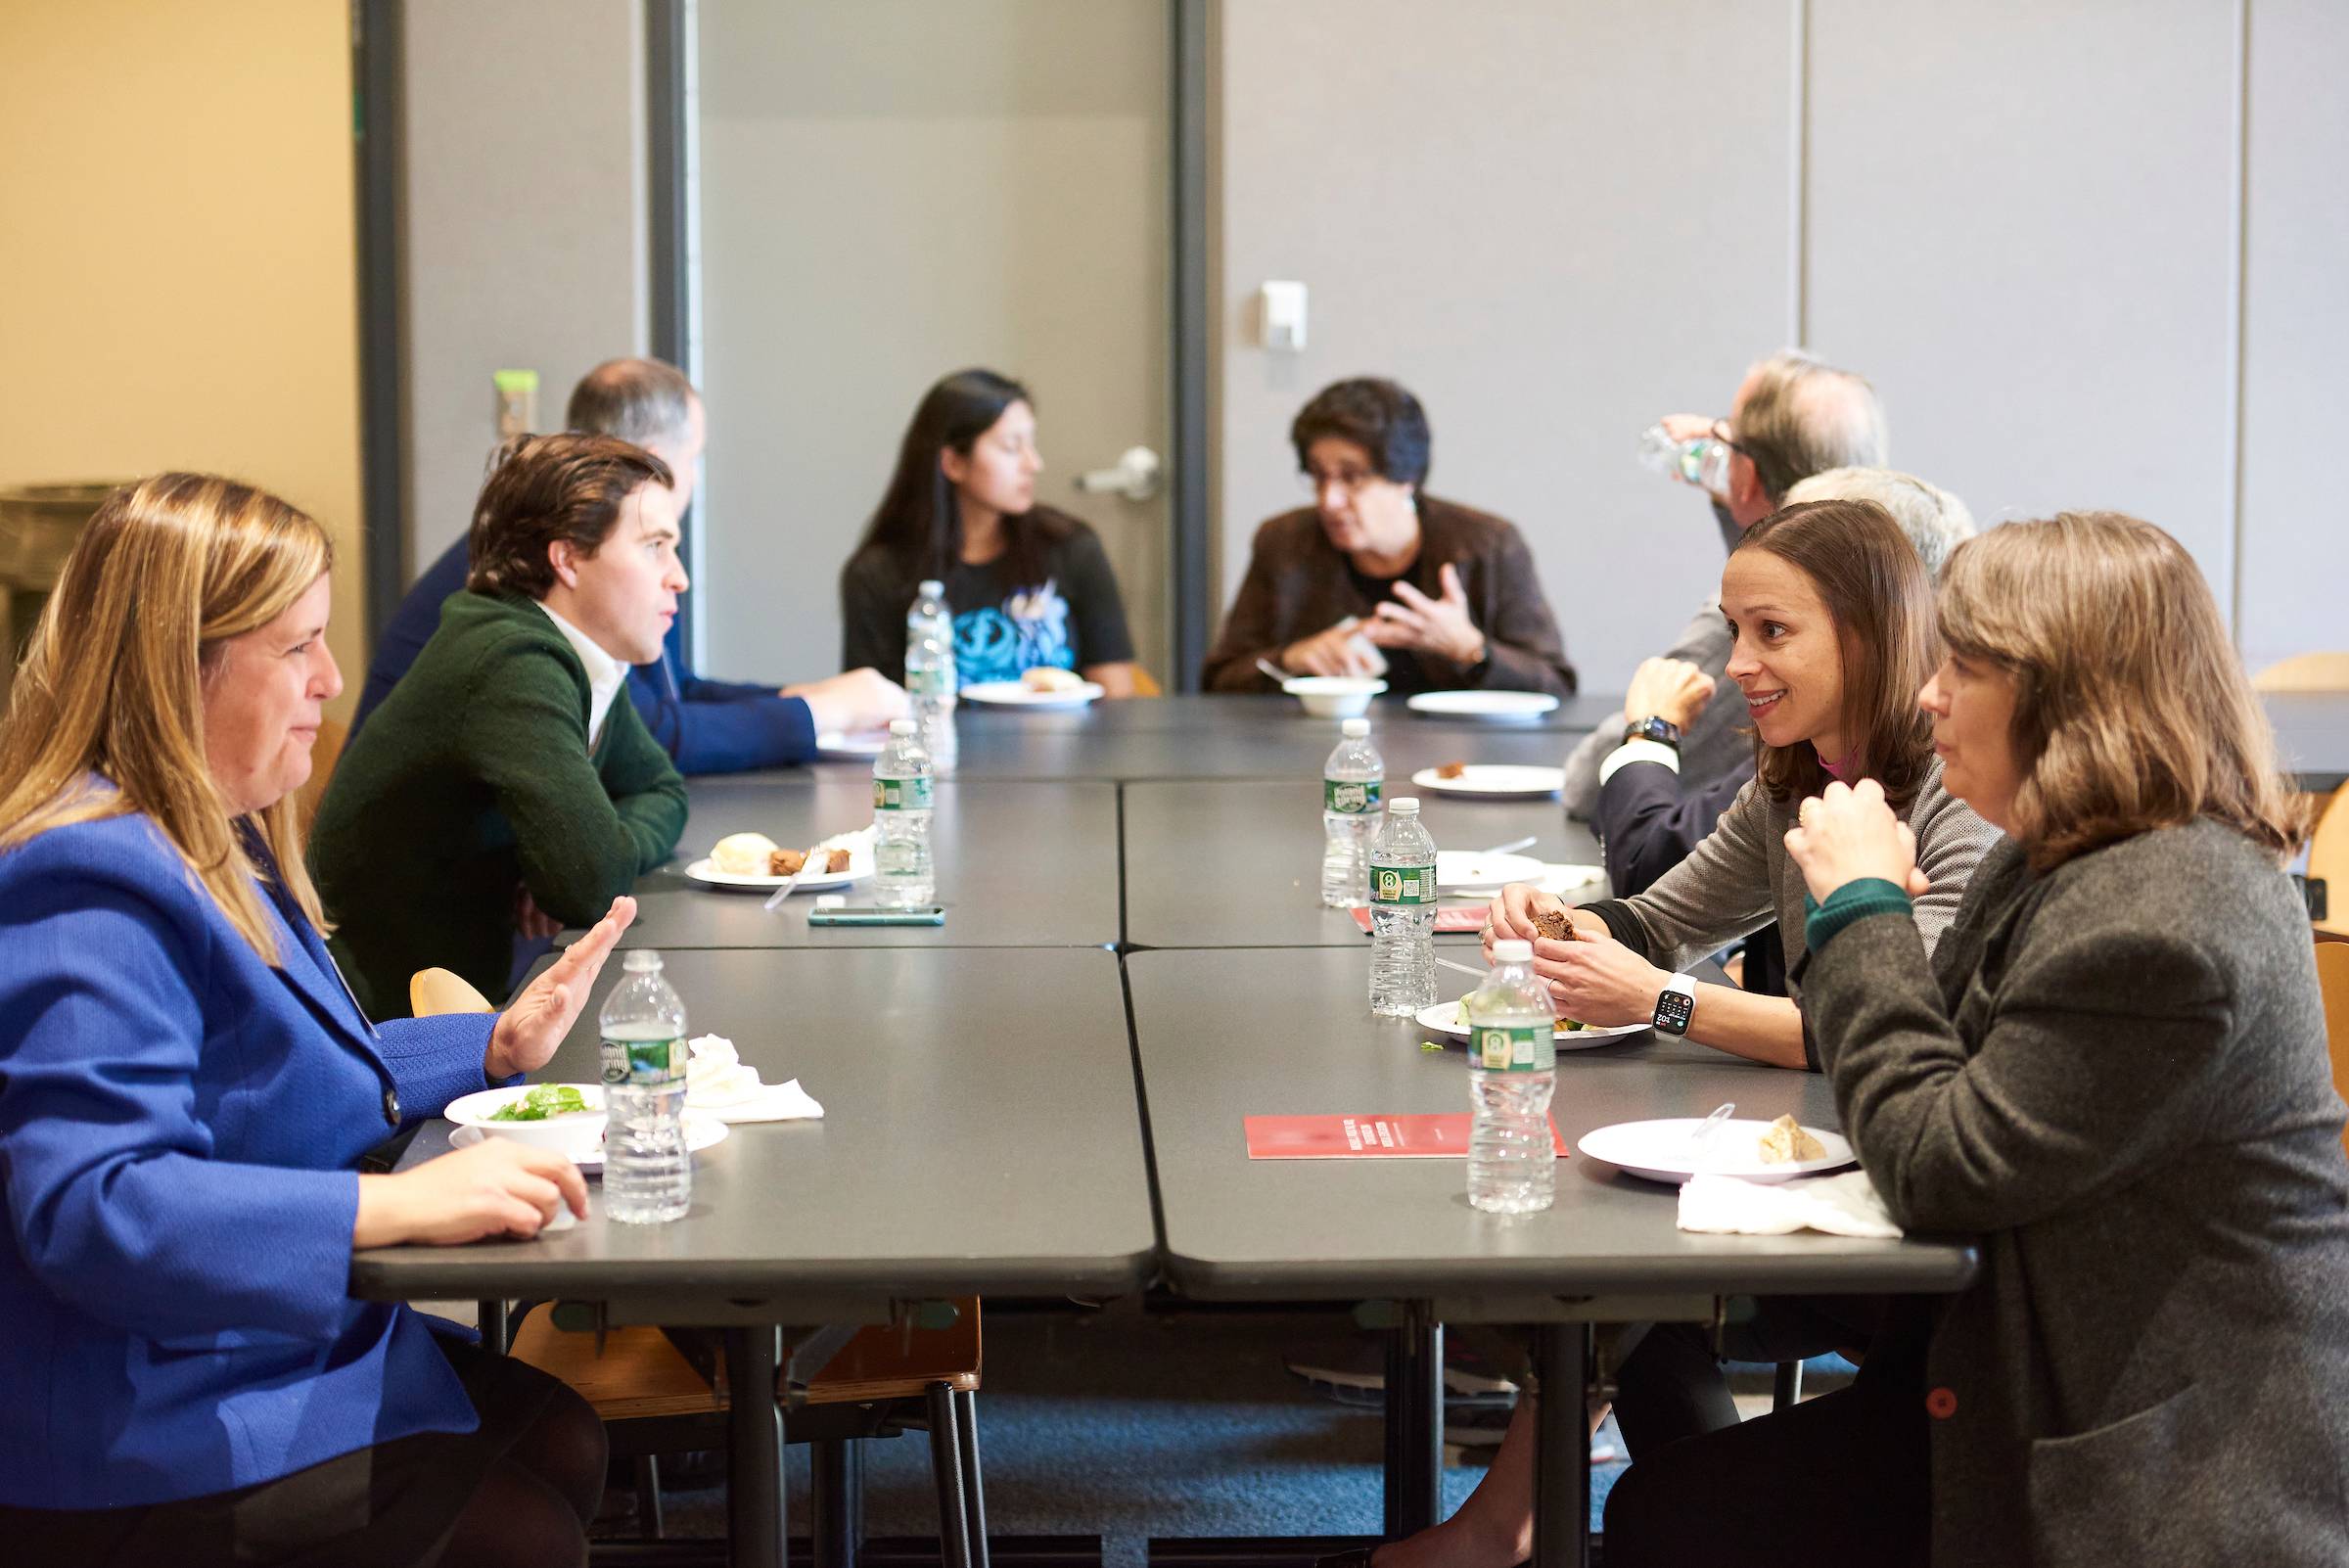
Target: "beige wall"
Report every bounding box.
[0,0,365,715]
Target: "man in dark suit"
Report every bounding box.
[352,358,905,772]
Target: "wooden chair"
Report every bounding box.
[2310,790,2349,938]
[406,972,990,1567]
[2255,652,2349,693]
[410,966,494,1017]
[2316,934,2349,1167]
[1130,666,1163,698]
[511,1304,989,1568]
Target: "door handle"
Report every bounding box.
[1073,445,1162,503]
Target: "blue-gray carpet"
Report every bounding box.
[643,1305,1635,1566]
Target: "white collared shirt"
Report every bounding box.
[535,601,628,749]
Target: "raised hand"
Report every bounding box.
[485,896,638,1080]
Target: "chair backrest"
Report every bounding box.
[2312,789,2349,938]
[2317,936,2349,1163]
[411,966,494,1016]
[2255,652,2349,693]
[1130,666,1163,698]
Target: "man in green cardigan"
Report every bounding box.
[312,433,691,1017]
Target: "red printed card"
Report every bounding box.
[1244,1113,1570,1159]
[1351,905,1488,934]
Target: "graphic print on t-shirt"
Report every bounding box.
[952,577,1078,687]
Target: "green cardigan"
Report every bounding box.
[310,590,688,1017]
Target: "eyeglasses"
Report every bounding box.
[1299,466,1380,497]
[1708,418,1751,458]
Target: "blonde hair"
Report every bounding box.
[0,474,334,964]
[1937,512,2303,871]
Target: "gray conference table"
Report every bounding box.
[350,946,1154,1568]
[1127,946,1979,1568]
[1125,778,1604,948]
[806,692,1615,783]
[616,774,1122,949]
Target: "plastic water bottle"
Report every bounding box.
[906,578,958,775]
[1320,717,1385,907]
[1367,798,1438,1016]
[1466,939,1558,1214]
[873,717,936,907]
[1637,422,1733,496]
[600,949,691,1224]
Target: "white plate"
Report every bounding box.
[684,853,869,893]
[960,679,1104,710]
[450,1113,730,1174]
[1415,999,1649,1049]
[1405,690,1561,721]
[815,729,890,759]
[1410,764,1567,798]
[1435,849,1545,891]
[445,1083,609,1158]
[1575,1118,1857,1184]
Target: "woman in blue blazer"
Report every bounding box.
[0,475,635,1567]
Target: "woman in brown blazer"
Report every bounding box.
[1200,378,1575,697]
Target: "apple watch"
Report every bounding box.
[1624,715,1682,749]
[1652,972,1698,1036]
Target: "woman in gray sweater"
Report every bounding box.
[1488,496,2001,1069]
[1606,512,2349,1566]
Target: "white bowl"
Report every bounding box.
[1282,676,1388,717]
[444,1084,607,1162]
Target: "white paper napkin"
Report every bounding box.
[1677,1169,1902,1238]
[684,1034,825,1125]
[1536,862,1606,897]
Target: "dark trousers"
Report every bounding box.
[1611,1293,1885,1456]
[1602,1303,1930,1568]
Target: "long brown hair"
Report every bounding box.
[1937,511,2302,870]
[0,474,333,964]
[1733,498,1940,807]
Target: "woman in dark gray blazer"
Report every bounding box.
[1605,511,2349,1567]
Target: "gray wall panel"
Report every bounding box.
[2238,0,2349,672]
[1805,0,2241,595]
[1212,0,1801,694]
[401,0,649,569]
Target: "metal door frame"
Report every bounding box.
[642,0,1214,690]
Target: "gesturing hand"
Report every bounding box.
[1282,621,1384,678]
[1783,779,1929,903]
[1622,656,1716,733]
[353,1137,588,1248]
[485,897,638,1081]
[1363,563,1486,666]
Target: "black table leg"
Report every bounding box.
[725,1325,787,1568]
[1382,1306,1444,1537]
[1531,1323,1590,1568]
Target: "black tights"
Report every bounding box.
[437,1377,607,1568]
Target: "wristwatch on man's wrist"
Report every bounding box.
[1624,715,1682,749]
[1651,972,1698,1036]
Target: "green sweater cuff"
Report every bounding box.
[1803,877,1914,954]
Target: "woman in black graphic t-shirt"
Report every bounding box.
[840,369,1140,695]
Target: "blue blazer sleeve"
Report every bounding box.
[376,1013,505,1117]
[350,535,471,739]
[1596,757,1756,899]
[626,655,817,774]
[0,861,359,1343]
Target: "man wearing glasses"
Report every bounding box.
[1559,349,1889,820]
[1201,376,1576,696]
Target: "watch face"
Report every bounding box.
[1652,988,1695,1036]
